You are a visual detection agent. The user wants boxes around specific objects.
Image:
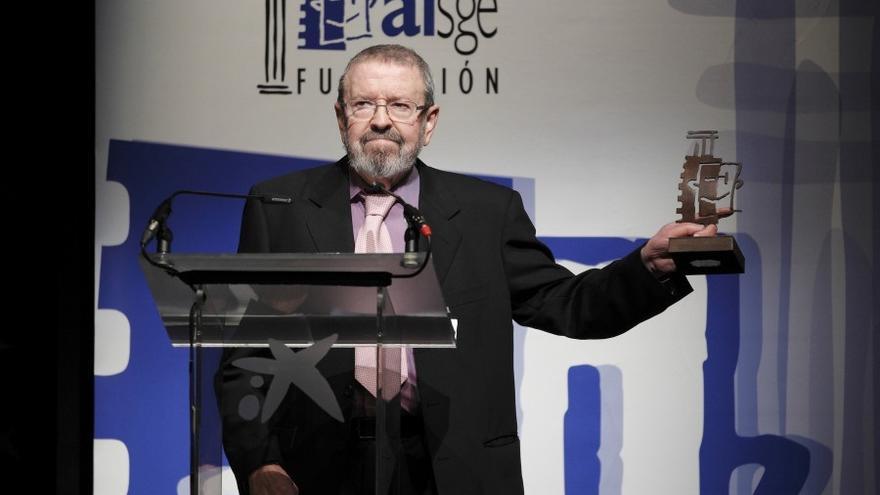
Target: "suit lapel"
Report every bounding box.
[417,162,462,286]
[305,160,355,253]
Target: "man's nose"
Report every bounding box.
[370,104,392,130]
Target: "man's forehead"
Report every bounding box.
[345,60,424,97]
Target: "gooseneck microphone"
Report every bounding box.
[364,182,433,238]
[140,189,292,254]
[365,182,432,270]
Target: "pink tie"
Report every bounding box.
[354,193,410,403]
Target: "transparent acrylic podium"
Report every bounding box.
[141,252,456,495]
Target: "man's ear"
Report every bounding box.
[334,101,346,135]
[421,105,440,146]
[335,101,353,145]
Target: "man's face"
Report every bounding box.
[335,60,439,184]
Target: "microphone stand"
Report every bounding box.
[139,189,292,273]
[364,182,434,277]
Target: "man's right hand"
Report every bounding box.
[249,464,299,495]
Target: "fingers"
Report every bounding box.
[658,222,698,238]
[643,222,719,277]
[661,222,717,238]
[679,222,708,236]
[693,224,717,237]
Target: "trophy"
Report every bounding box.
[668,130,745,274]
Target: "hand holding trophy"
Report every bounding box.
[669,130,745,274]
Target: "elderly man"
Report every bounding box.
[219,44,715,495]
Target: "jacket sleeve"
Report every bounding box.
[501,189,692,339]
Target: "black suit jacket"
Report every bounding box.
[217,158,692,494]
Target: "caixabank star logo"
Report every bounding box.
[257,0,500,96]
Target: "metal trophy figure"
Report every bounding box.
[668,130,745,274]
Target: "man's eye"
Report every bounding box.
[389,102,412,111]
[351,101,373,109]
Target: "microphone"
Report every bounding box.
[365,182,432,269]
[140,189,292,253]
[364,182,433,240]
[140,198,174,250]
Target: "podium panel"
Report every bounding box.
[141,253,455,495]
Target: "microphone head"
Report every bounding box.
[260,194,293,204]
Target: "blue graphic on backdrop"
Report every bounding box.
[542,234,816,494]
[667,0,875,492]
[98,141,325,493]
[541,237,651,495]
[698,263,815,495]
[564,365,602,494]
[562,364,625,495]
[544,237,821,494]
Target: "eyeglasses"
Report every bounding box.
[343,99,427,124]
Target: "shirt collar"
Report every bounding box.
[348,165,420,206]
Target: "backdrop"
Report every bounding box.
[95,1,877,493]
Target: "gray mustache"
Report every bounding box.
[360,131,403,146]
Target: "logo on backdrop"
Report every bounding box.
[256,0,499,96]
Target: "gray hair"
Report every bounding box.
[336,44,435,108]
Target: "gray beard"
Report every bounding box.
[344,126,424,180]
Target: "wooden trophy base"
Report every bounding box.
[668,235,744,274]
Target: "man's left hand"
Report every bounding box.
[641,222,717,277]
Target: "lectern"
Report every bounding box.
[141,252,456,495]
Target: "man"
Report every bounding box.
[218,44,716,494]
